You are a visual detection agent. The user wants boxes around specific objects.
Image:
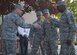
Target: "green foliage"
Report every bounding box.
[67,0,77,23]
[55,13,62,19]
[56,0,77,23]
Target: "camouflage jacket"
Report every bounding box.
[2,11,28,40]
[59,9,77,41]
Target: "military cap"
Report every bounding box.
[57,1,66,6]
[15,4,24,10]
[36,11,42,16]
[42,9,50,14]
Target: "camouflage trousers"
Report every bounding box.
[2,39,16,55]
[44,37,58,55]
[60,42,76,55]
[30,35,45,55]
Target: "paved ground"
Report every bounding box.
[58,45,77,55]
[0,45,77,55]
[28,45,77,55]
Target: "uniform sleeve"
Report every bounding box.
[29,25,35,41]
[67,13,77,40]
[51,18,60,28]
[41,22,46,36]
[15,16,28,28]
[67,13,77,32]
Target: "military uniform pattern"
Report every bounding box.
[59,10,76,55]
[1,11,28,55]
[30,19,45,55]
[42,17,59,55]
[2,39,16,55]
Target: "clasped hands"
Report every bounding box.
[33,23,42,29]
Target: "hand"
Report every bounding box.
[45,18,51,24]
[33,23,42,29]
[75,32,77,35]
[66,39,72,46]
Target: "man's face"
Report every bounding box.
[16,8,25,16]
[43,13,50,18]
[37,15,42,19]
[57,5,66,13]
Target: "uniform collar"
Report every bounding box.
[62,9,68,16]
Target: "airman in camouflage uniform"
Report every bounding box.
[42,9,59,55]
[29,11,45,55]
[57,1,77,55]
[1,4,29,55]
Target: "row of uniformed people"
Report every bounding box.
[1,1,77,55]
[29,9,59,55]
[17,9,58,55]
[29,1,77,55]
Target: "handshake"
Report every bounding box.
[33,23,42,29]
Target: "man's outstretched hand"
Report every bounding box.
[66,39,72,46]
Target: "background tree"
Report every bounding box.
[55,0,77,23]
[67,0,77,23]
[0,0,77,22]
[0,0,19,15]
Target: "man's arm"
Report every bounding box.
[67,13,77,32]
[50,17,60,27]
[66,12,76,46]
[15,16,30,28]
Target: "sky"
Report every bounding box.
[70,0,74,3]
[62,0,74,3]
